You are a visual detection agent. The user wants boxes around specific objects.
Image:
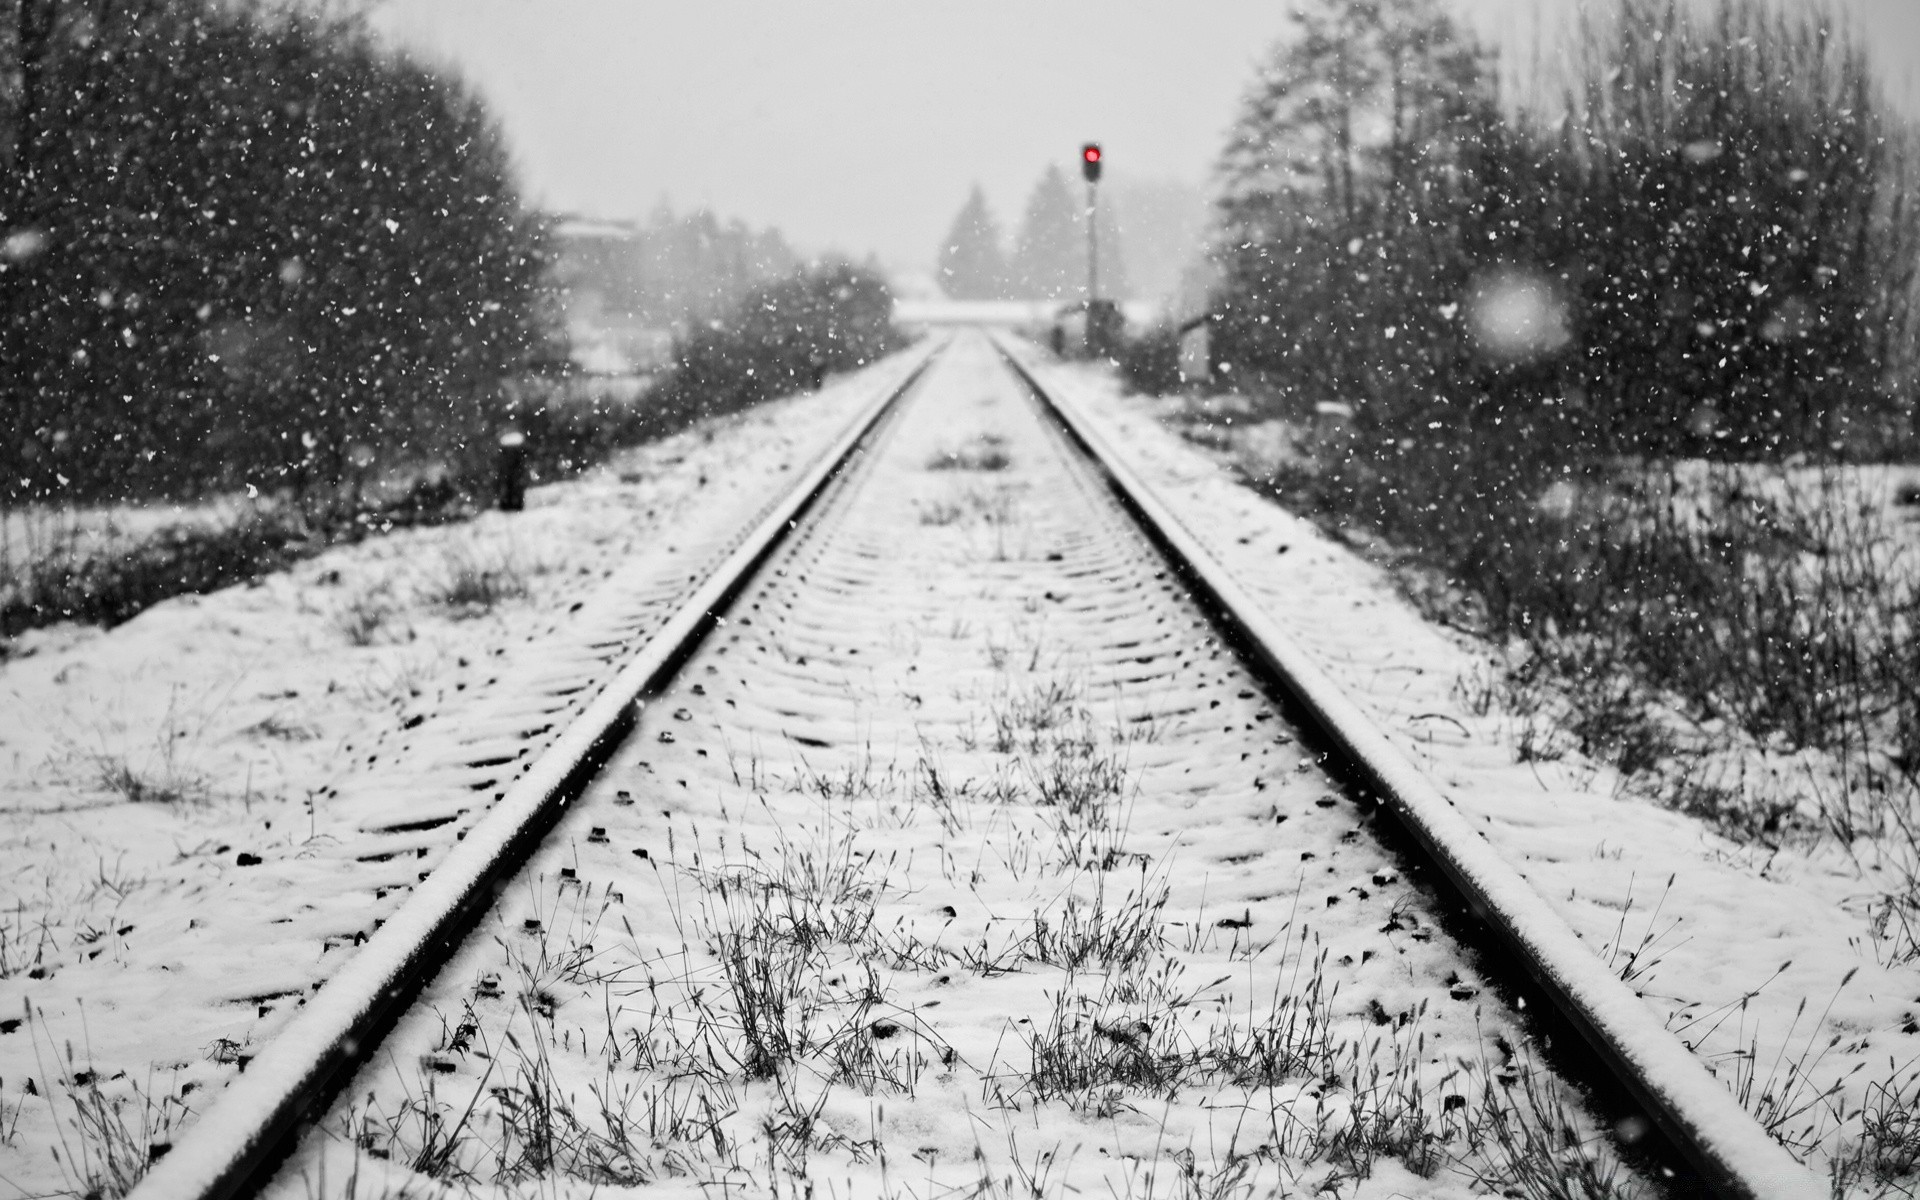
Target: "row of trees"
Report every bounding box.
[1,0,548,507]
[1180,0,1920,789]
[938,167,1128,300]
[501,261,904,495]
[651,262,904,418]
[551,204,801,334]
[1206,0,1919,463]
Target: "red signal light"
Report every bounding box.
[1080,142,1103,182]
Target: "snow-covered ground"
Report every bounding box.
[0,352,922,1199]
[1023,356,1920,1192]
[2,339,1914,1197]
[264,332,1633,1199]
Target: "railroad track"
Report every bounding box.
[132,331,1821,1200]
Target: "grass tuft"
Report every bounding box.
[927,434,1012,473]
[429,545,531,617]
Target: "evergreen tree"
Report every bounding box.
[1006,163,1132,301]
[936,185,1007,300]
[1011,166,1081,299]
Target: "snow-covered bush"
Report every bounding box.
[0,0,547,507]
[1205,0,1920,846]
[645,261,906,427]
[1210,0,1917,461]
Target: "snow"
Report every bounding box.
[1004,338,1823,1196]
[251,334,1636,1197]
[0,350,925,1200]
[1018,354,1920,1193]
[124,340,939,1200]
[3,334,1912,1198]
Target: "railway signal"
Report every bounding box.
[1080,142,1102,183]
[1080,142,1111,353]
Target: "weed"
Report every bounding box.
[927,435,1012,473]
[351,649,443,712]
[1867,883,1920,967]
[354,1067,492,1184]
[1249,412,1920,866]
[349,1029,665,1187]
[335,587,399,646]
[990,680,1084,755]
[1852,1069,1920,1181]
[1599,874,1685,991]
[242,714,319,741]
[0,899,58,980]
[92,757,206,806]
[72,686,217,805]
[1205,945,1338,1089]
[1674,966,1861,1159]
[430,544,529,616]
[500,872,622,1000]
[51,1077,186,1200]
[919,498,966,526]
[487,1030,657,1184]
[1462,1065,1643,1199]
[0,504,303,640]
[26,1010,186,1200]
[966,484,1019,527]
[1016,967,1205,1114]
[1028,868,1169,972]
[973,1127,1079,1198]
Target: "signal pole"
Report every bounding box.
[1080,143,1102,304]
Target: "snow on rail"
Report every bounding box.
[995,335,1826,1200]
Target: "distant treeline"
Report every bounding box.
[1147,0,1918,466]
[0,0,547,508]
[508,261,907,487]
[552,208,801,334]
[938,168,1130,302]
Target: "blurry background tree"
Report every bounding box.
[936,185,1009,299]
[555,202,799,332]
[546,204,800,374]
[1012,165,1082,300]
[1172,0,1920,816]
[1537,0,1919,456]
[1213,0,1498,446]
[646,261,904,426]
[1205,0,1919,466]
[0,0,548,511]
[939,166,1136,303]
[482,259,904,510]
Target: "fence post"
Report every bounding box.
[496,429,527,512]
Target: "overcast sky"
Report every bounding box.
[372,0,1920,275]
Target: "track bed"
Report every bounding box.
[246,336,1644,1197]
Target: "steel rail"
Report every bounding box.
[995,336,1825,1200]
[127,339,944,1200]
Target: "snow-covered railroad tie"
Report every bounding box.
[132,331,1821,1200]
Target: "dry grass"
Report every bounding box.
[21,1007,187,1200]
[61,686,219,806]
[926,434,1012,473]
[427,544,532,618]
[330,467,1644,1198]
